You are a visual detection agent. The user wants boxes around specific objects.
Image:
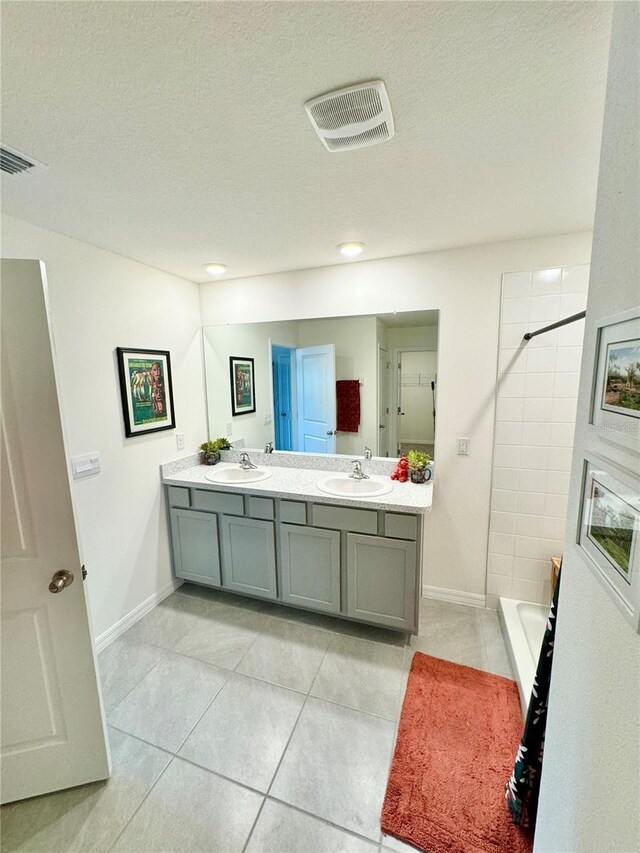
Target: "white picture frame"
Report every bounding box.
[577,456,640,632]
[590,307,640,455]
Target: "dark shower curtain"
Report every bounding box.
[506,568,561,832]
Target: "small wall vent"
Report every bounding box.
[1,146,45,176]
[304,81,394,153]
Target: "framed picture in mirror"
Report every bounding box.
[230,356,256,416]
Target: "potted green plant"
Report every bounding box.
[407,449,432,484]
[199,437,232,465]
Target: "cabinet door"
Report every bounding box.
[280,524,341,614]
[346,534,416,631]
[170,508,221,587]
[220,516,277,600]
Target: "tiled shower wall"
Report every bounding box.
[486,265,589,608]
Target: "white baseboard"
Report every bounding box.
[94,578,183,653]
[422,584,486,609]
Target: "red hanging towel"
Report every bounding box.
[336,380,360,432]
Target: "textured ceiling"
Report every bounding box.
[1,1,611,283]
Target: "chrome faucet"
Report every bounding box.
[239,451,257,470]
[364,446,373,460]
[350,460,369,480]
[264,441,274,454]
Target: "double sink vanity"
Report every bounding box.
[161,450,432,634]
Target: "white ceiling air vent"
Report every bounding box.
[304,81,394,153]
[0,146,45,176]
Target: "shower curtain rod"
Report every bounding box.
[523,310,586,341]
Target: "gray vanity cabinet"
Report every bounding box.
[279,524,341,614]
[219,515,277,600]
[169,508,222,587]
[346,534,417,630]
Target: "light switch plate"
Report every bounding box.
[71,452,101,479]
[457,437,470,456]
[176,432,185,450]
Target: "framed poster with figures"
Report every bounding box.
[117,347,175,437]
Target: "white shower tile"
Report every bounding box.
[552,397,578,423]
[526,348,557,373]
[515,536,542,559]
[561,265,590,293]
[555,346,583,373]
[523,397,553,422]
[548,446,573,472]
[522,422,551,447]
[487,574,513,596]
[497,373,526,398]
[543,516,566,539]
[538,580,552,606]
[496,397,525,422]
[495,422,523,445]
[494,445,521,468]
[502,272,532,299]
[493,467,520,491]
[560,292,587,316]
[525,373,555,398]
[519,446,549,469]
[550,423,575,447]
[489,532,515,556]
[554,372,581,398]
[499,348,527,374]
[515,514,545,538]
[511,578,539,602]
[488,553,514,577]
[485,594,500,611]
[557,318,585,346]
[491,511,516,535]
[532,268,561,296]
[500,324,529,349]
[528,329,558,348]
[519,469,548,493]
[540,539,564,560]
[517,492,546,515]
[545,493,568,518]
[502,297,531,324]
[547,470,571,495]
[529,295,560,323]
[492,489,517,512]
[513,557,547,581]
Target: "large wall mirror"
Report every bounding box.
[203,310,439,459]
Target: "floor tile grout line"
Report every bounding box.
[102,646,171,717]
[105,754,177,852]
[265,793,385,847]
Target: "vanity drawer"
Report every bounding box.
[280,500,307,525]
[247,496,274,520]
[312,504,377,535]
[384,512,418,541]
[167,486,191,508]
[192,489,244,515]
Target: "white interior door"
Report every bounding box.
[377,346,389,456]
[295,344,336,453]
[1,260,109,804]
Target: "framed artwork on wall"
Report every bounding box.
[116,347,175,437]
[577,456,640,632]
[229,356,256,416]
[590,307,640,454]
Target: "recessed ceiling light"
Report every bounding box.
[205,263,226,276]
[338,242,365,258]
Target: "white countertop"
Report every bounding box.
[162,462,432,514]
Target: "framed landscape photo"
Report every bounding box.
[578,457,640,632]
[117,347,175,437]
[229,356,256,416]
[591,308,640,454]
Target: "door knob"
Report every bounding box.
[49,570,74,594]
[326,430,336,435]
[379,424,386,429]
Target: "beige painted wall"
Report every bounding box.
[1,213,207,640]
[200,231,593,599]
[535,6,640,850]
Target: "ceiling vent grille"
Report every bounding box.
[1,146,44,176]
[304,81,394,152]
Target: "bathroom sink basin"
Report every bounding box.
[205,467,272,485]
[316,476,392,498]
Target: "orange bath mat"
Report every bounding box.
[381,653,532,853]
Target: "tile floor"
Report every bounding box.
[1,587,513,852]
